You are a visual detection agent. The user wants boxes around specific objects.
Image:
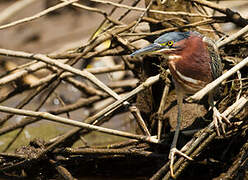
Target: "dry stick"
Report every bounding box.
[60,0,122,25]
[189,23,248,102]
[0,0,78,30]
[0,0,37,24]
[96,139,140,149]
[220,140,248,179]
[108,33,150,135]
[166,97,248,180]
[0,105,157,144]
[131,0,153,33]
[118,0,141,21]
[82,74,159,124]
[90,0,209,17]
[129,106,151,136]
[191,0,248,27]
[1,80,63,167]
[157,82,170,140]
[58,147,165,158]
[0,22,133,86]
[64,77,104,96]
[82,21,136,56]
[236,70,242,101]
[192,0,224,38]
[49,89,125,115]
[0,48,151,134]
[0,152,27,159]
[49,159,75,180]
[0,48,124,102]
[2,128,23,153]
[0,83,50,125]
[0,61,37,79]
[88,0,123,41]
[217,25,248,48]
[0,87,125,137]
[87,64,125,74]
[0,75,160,143]
[151,96,248,180]
[188,55,248,102]
[0,61,46,85]
[0,58,77,152]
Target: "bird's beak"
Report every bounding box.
[131,43,162,57]
[130,43,175,57]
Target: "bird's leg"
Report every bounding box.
[169,90,193,178]
[208,93,231,136]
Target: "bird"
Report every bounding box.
[130,31,230,178]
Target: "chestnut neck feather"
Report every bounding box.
[170,35,213,83]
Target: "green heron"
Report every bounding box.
[131,31,230,177]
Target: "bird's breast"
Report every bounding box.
[168,56,211,94]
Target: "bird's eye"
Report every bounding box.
[167,41,174,46]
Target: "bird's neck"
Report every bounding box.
[168,36,212,83]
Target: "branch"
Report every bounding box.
[0,0,37,24]
[91,0,210,17]
[0,75,160,143]
[0,48,124,102]
[217,25,248,48]
[0,0,78,30]
[151,96,248,180]
[191,0,248,27]
[187,56,248,102]
[0,104,157,144]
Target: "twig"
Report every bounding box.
[0,59,79,152]
[82,75,160,125]
[217,25,248,48]
[217,140,248,179]
[0,74,160,144]
[58,147,165,158]
[129,106,151,136]
[0,0,78,30]
[161,96,248,180]
[0,152,27,159]
[0,61,46,85]
[131,0,153,33]
[151,96,247,180]
[236,70,242,101]
[191,0,248,27]
[0,0,37,24]
[60,0,122,25]
[87,64,125,74]
[90,0,210,17]
[0,88,125,137]
[0,83,49,125]
[49,159,75,180]
[0,48,126,103]
[0,104,158,143]
[2,128,24,152]
[188,56,248,102]
[157,83,170,140]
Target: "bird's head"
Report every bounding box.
[131,31,193,57]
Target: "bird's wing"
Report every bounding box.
[202,37,223,80]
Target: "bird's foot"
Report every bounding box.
[213,107,231,136]
[169,147,193,178]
